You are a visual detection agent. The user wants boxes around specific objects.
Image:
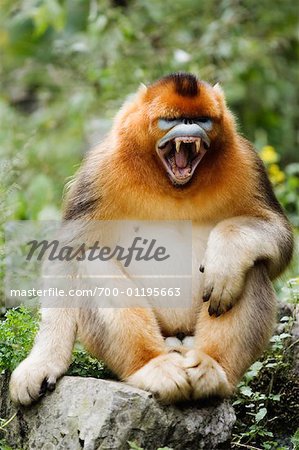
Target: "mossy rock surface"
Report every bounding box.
[0,374,235,450]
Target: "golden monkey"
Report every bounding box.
[10,73,293,405]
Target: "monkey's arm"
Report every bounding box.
[202,210,293,317]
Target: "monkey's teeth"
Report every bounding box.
[195,140,201,154]
[175,141,181,153]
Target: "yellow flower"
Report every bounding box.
[268,163,285,184]
[289,277,299,287]
[260,145,278,164]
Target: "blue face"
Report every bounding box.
[157,119,212,150]
[155,117,212,187]
[158,117,213,132]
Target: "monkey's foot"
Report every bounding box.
[183,350,231,399]
[9,357,63,406]
[126,352,191,403]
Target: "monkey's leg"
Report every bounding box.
[10,308,77,405]
[78,308,191,403]
[185,265,276,399]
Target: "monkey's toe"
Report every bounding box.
[9,357,62,406]
[183,350,231,399]
[39,378,56,396]
[126,352,192,403]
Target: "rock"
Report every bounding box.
[0,374,236,450]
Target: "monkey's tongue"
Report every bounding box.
[175,146,189,168]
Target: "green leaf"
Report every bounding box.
[127,442,143,450]
[31,0,65,37]
[279,333,291,339]
[280,316,291,322]
[240,385,253,397]
[291,428,299,450]
[157,448,174,450]
[255,407,267,423]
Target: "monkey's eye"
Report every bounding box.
[196,117,210,123]
[195,117,213,131]
[158,118,181,130]
[158,117,213,131]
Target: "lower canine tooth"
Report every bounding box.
[195,140,201,153]
[175,141,181,153]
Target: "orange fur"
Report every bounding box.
[67,77,270,223]
[10,73,293,405]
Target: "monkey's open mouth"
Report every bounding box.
[156,137,208,186]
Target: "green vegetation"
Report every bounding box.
[68,344,114,379]
[0,413,18,450]
[0,439,16,450]
[0,306,38,372]
[231,295,299,449]
[0,305,112,378]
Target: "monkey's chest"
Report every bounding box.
[154,223,214,335]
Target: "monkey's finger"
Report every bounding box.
[46,375,57,392]
[208,304,215,316]
[208,295,223,316]
[39,378,48,396]
[47,382,56,392]
[203,286,213,302]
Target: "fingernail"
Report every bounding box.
[203,292,211,302]
[39,378,48,396]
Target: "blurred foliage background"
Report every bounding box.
[0,0,298,299]
[0,3,298,447]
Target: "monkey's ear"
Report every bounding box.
[213,82,224,95]
[138,83,148,93]
[213,82,226,105]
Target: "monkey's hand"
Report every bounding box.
[201,229,254,316]
[9,356,65,405]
